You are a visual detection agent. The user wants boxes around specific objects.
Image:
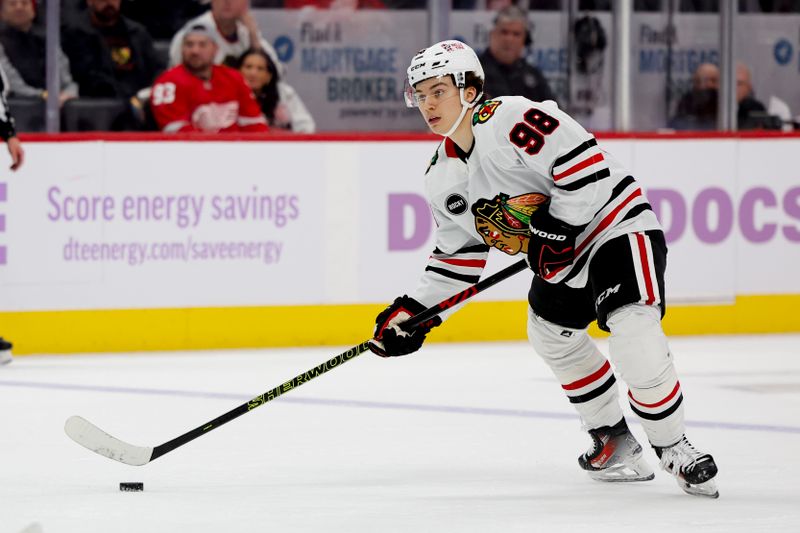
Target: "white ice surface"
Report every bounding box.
[1,335,799,533]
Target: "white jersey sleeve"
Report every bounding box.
[410,143,489,320]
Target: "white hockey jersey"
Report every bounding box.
[411,96,662,314]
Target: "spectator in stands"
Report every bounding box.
[237,49,314,132]
[478,5,557,103]
[151,26,268,133]
[169,0,281,70]
[735,62,767,129]
[61,0,163,99]
[669,62,718,130]
[670,62,767,130]
[0,0,78,103]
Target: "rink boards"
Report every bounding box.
[1,132,798,353]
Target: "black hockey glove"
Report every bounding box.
[527,205,581,280]
[368,295,441,358]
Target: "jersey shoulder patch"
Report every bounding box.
[472,99,503,126]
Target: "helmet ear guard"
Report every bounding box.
[453,71,466,89]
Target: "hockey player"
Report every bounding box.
[368,40,719,498]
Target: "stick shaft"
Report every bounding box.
[152,342,368,461]
[150,259,528,462]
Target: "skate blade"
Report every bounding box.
[587,456,655,483]
[680,479,719,499]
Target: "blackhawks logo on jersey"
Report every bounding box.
[472,100,502,126]
[471,192,549,255]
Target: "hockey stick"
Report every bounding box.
[65,259,529,466]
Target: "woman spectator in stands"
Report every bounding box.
[0,0,78,103]
[237,49,315,133]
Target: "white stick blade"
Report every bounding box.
[65,415,153,466]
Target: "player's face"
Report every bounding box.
[0,0,35,30]
[212,0,248,20]
[489,19,527,65]
[413,77,463,135]
[182,34,217,72]
[240,54,272,91]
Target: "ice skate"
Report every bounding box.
[0,337,12,366]
[655,435,719,498]
[578,418,655,482]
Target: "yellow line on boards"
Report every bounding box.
[2,294,799,355]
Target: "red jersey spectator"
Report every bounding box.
[151,26,267,133]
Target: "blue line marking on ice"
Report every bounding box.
[2,379,799,435]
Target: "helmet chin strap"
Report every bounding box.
[440,87,481,139]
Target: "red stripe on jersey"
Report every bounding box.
[576,188,643,256]
[553,152,605,181]
[635,232,656,305]
[445,138,458,158]
[434,258,487,267]
[628,381,681,408]
[563,360,611,391]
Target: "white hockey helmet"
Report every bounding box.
[404,40,485,108]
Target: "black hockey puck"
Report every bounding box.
[119,482,144,492]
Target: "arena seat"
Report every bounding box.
[8,97,46,133]
[61,98,134,131]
